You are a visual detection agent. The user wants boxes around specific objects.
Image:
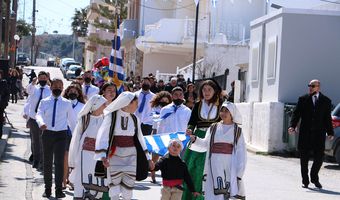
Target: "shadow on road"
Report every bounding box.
[324,164,340,170]
[307,187,340,195]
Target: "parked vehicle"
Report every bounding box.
[62,61,81,78]
[65,65,83,80]
[59,58,75,70]
[47,57,55,67]
[325,103,340,165]
[17,53,30,66]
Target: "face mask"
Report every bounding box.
[39,80,47,86]
[173,99,184,106]
[159,102,168,107]
[142,84,150,91]
[84,77,92,84]
[52,89,62,97]
[68,93,78,100]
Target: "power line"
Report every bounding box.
[319,0,340,5]
[136,0,195,11]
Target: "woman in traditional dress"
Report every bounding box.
[188,101,246,200]
[182,79,222,200]
[62,84,85,189]
[95,91,153,200]
[69,82,117,199]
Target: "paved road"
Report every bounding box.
[1,66,340,199]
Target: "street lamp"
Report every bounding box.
[14,34,20,66]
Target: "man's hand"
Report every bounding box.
[40,125,47,131]
[288,127,295,134]
[149,160,155,171]
[101,157,109,168]
[23,114,28,119]
[186,129,193,136]
[327,135,334,140]
[192,192,201,197]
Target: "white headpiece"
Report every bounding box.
[103,91,136,115]
[77,95,107,119]
[221,101,242,125]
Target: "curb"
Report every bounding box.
[0,124,12,159]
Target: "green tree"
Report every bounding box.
[71,8,88,37]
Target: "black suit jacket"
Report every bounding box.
[290,92,334,150]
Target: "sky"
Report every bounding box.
[17,0,335,35]
[17,0,89,35]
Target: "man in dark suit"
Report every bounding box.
[288,79,334,189]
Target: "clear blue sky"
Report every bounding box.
[17,0,329,35]
[18,0,89,35]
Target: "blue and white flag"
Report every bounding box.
[109,17,125,94]
[144,132,190,156]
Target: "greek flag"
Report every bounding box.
[144,132,190,156]
[109,17,125,94]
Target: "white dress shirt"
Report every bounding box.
[27,85,52,119]
[82,84,99,100]
[71,99,85,118]
[158,103,192,134]
[134,89,155,125]
[36,95,77,132]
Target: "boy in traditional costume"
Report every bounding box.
[95,91,154,200]
[188,101,246,200]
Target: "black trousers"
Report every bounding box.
[299,148,324,184]
[28,118,43,165]
[0,107,4,138]
[42,130,66,190]
[141,123,152,136]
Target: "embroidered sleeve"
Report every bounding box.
[94,113,112,160]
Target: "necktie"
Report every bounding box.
[85,85,90,95]
[72,101,78,109]
[35,87,44,113]
[52,98,58,127]
[138,92,147,113]
[313,95,318,106]
[161,105,178,120]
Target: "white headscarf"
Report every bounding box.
[77,95,107,119]
[103,91,136,115]
[221,101,242,125]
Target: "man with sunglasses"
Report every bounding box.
[288,79,334,189]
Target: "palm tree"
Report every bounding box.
[71,8,88,37]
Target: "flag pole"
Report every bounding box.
[192,1,199,83]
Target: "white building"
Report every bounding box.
[239,8,340,152]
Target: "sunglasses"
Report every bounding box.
[308,84,318,88]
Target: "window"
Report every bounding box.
[251,42,260,82]
[267,36,278,80]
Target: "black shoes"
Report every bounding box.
[311,180,322,189]
[29,154,33,162]
[55,189,66,198]
[42,189,51,198]
[302,183,309,188]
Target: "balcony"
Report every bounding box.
[136,18,209,54]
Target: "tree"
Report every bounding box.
[16,19,33,37]
[71,8,88,37]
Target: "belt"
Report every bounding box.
[83,137,96,151]
[211,143,233,154]
[113,136,134,147]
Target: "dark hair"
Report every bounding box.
[199,80,221,104]
[150,91,172,108]
[63,84,86,104]
[70,81,82,90]
[38,71,48,77]
[172,86,183,94]
[99,82,117,96]
[142,77,150,82]
[50,78,63,86]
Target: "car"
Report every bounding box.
[47,57,55,67]
[62,61,81,78]
[59,58,75,70]
[17,53,30,66]
[65,65,83,80]
[325,103,340,164]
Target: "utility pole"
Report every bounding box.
[10,0,18,68]
[192,1,199,83]
[31,0,36,65]
[4,0,10,59]
[0,0,3,57]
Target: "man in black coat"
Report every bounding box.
[289,79,334,189]
[0,70,10,139]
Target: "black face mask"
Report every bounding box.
[173,99,184,106]
[84,77,92,84]
[68,93,78,100]
[159,102,168,107]
[39,80,47,86]
[52,89,62,97]
[142,84,150,91]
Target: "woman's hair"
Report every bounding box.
[70,81,82,90]
[99,82,117,95]
[150,91,172,108]
[198,79,221,104]
[63,84,86,104]
[186,83,194,91]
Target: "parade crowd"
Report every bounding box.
[0,67,247,200]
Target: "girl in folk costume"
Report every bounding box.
[188,101,246,200]
[95,91,154,200]
[69,83,117,199]
[62,84,85,190]
[182,79,223,200]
